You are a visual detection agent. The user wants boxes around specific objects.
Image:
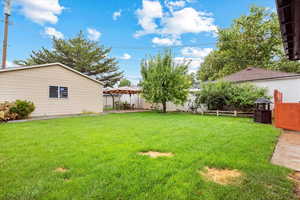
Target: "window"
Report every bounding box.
[60,87,68,98]
[49,86,68,99]
[49,86,59,98]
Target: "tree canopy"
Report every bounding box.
[140,50,192,113]
[15,32,123,87]
[119,79,131,87]
[195,81,269,111]
[198,6,300,81]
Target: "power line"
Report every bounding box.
[108,36,279,50]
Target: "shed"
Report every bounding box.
[0,63,103,117]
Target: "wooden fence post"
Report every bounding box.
[234,111,237,117]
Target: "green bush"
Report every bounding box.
[195,81,233,110]
[9,100,35,119]
[0,102,18,121]
[195,81,269,111]
[229,83,269,111]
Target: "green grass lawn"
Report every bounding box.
[0,112,296,200]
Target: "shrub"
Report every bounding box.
[0,102,18,121]
[9,100,35,119]
[228,83,269,111]
[195,81,233,110]
[195,81,269,111]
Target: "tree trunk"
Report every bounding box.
[162,102,167,113]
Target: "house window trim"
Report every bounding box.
[49,86,69,99]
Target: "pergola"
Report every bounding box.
[103,87,142,109]
[276,0,300,60]
[103,87,141,95]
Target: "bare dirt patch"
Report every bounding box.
[288,171,300,199]
[200,167,243,185]
[54,167,68,173]
[138,151,174,158]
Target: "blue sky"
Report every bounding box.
[1,0,276,84]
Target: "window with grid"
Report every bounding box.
[49,86,59,98]
[49,86,69,98]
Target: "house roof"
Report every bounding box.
[0,63,103,85]
[276,0,300,60]
[223,67,300,82]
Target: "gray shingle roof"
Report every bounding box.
[223,67,300,82]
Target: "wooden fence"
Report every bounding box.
[274,90,300,132]
[199,110,254,118]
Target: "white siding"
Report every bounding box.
[0,65,103,116]
[249,77,300,103]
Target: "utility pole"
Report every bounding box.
[2,0,12,69]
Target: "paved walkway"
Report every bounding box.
[271,130,300,171]
[4,110,150,123]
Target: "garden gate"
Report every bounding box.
[274,90,300,132]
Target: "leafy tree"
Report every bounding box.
[195,81,233,110]
[140,50,192,113]
[119,79,131,87]
[195,81,269,111]
[229,83,269,111]
[198,6,300,81]
[15,32,123,87]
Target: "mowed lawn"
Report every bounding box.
[0,112,296,200]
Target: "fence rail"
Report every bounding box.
[199,110,254,118]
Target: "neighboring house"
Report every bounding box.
[0,63,103,116]
[223,67,300,102]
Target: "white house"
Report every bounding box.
[0,63,103,116]
[223,67,300,102]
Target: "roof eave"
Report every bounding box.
[228,74,300,83]
[0,63,104,85]
[276,0,300,60]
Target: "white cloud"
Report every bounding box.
[120,53,132,60]
[87,28,101,41]
[6,61,20,68]
[134,1,217,45]
[152,36,181,46]
[161,7,217,35]
[113,10,122,20]
[134,0,163,37]
[44,27,64,39]
[175,47,213,72]
[165,0,186,11]
[15,0,64,24]
[174,57,202,73]
[181,47,213,57]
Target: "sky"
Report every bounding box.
[0,0,276,84]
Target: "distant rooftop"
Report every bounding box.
[223,67,300,82]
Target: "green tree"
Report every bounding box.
[15,32,123,87]
[195,81,269,111]
[119,79,131,87]
[140,50,192,113]
[198,6,300,81]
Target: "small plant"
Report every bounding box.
[9,100,35,119]
[0,102,18,121]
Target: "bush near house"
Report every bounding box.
[0,102,18,121]
[0,100,35,121]
[195,81,269,111]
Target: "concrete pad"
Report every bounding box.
[271,130,300,171]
